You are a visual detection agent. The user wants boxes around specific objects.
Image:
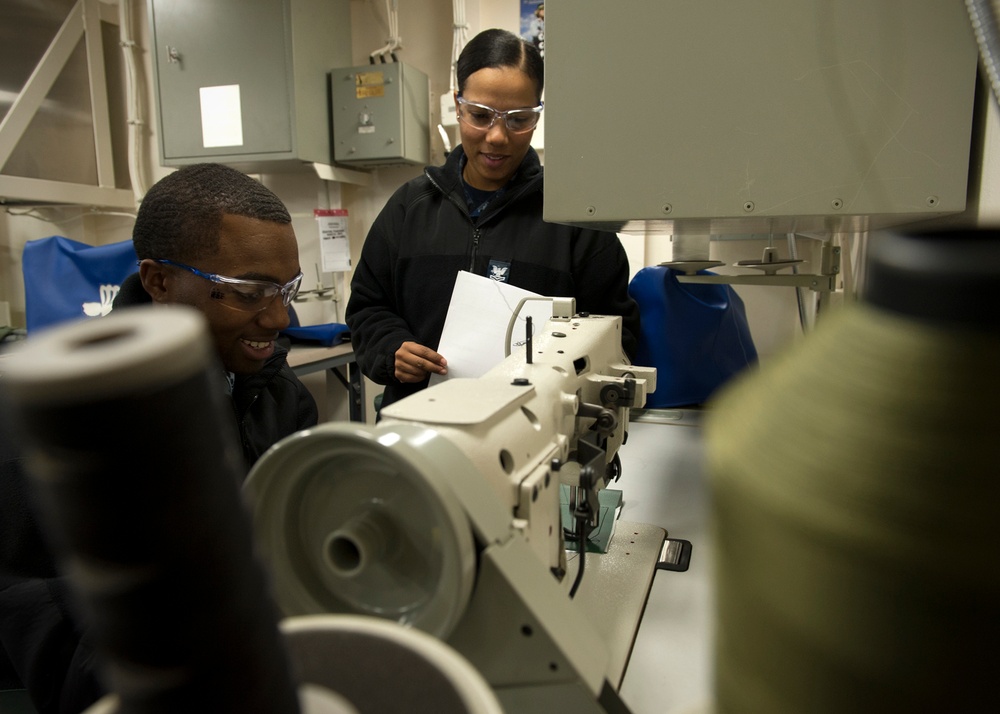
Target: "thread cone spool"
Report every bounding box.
[0,306,300,714]
[705,229,1000,713]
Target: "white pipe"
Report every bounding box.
[118,0,147,202]
[450,0,468,93]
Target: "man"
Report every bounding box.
[114,162,318,468]
[0,163,317,713]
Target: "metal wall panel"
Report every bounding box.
[543,0,980,234]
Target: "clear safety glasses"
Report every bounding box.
[154,259,303,313]
[456,96,544,134]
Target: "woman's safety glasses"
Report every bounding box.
[456,96,543,134]
[154,259,303,313]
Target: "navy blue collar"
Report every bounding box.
[460,155,511,217]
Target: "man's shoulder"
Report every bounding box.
[111,271,150,310]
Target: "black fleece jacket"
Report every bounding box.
[346,146,641,409]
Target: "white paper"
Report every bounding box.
[316,211,351,272]
[431,271,553,385]
[200,85,244,148]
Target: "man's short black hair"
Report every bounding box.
[132,163,291,262]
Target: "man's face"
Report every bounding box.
[144,214,301,375]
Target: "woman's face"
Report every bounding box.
[457,66,539,191]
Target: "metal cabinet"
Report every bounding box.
[148,0,350,171]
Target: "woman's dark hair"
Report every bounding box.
[456,28,544,102]
[132,163,291,262]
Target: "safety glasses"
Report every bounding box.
[456,96,543,134]
[154,259,303,313]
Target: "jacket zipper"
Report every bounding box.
[426,166,541,274]
[234,357,282,466]
[470,227,481,272]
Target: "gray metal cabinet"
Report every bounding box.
[148,0,350,171]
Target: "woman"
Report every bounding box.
[346,28,640,411]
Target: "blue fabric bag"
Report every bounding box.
[628,265,758,408]
[280,323,351,347]
[22,236,138,334]
[279,306,351,347]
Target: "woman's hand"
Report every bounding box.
[394,341,448,383]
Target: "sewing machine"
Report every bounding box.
[244,299,658,712]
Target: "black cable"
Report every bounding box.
[569,522,587,600]
[568,507,589,599]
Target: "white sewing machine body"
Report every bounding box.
[244,305,657,712]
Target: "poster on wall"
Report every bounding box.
[315,209,351,272]
[520,1,544,59]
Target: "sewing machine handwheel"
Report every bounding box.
[244,423,477,639]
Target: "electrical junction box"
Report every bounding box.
[330,62,430,168]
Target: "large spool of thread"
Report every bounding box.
[705,229,1000,713]
[0,306,300,713]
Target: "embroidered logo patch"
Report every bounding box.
[488,260,511,282]
[82,284,121,317]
